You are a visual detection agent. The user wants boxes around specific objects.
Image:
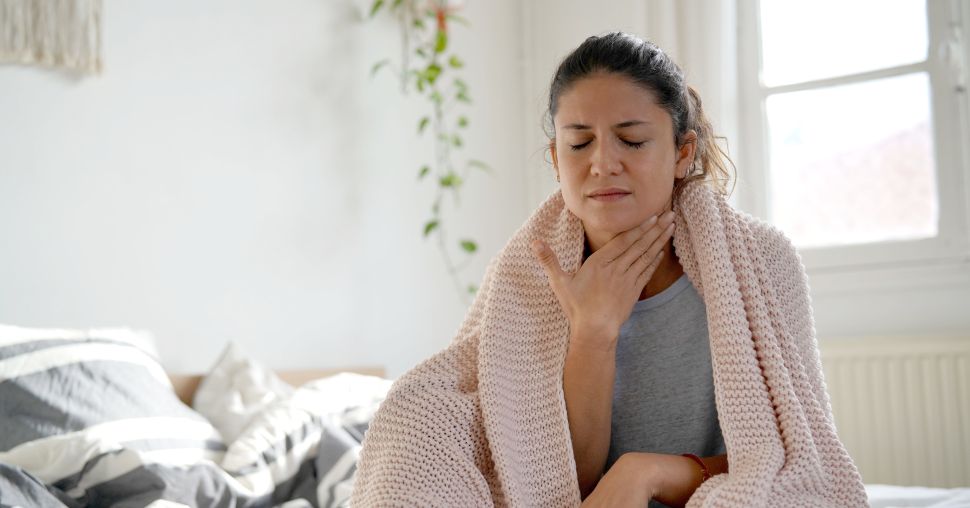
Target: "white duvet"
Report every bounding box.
[867,483,970,508]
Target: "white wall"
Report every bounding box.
[2,1,966,380]
[0,0,529,378]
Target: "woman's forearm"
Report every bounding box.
[562,331,617,498]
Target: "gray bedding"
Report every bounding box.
[0,329,387,508]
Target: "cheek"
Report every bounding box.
[561,175,583,201]
[558,148,582,166]
[558,174,586,213]
[638,150,677,178]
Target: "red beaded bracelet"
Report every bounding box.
[681,453,712,481]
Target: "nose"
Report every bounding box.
[589,139,622,176]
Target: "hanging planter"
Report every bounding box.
[367,0,491,301]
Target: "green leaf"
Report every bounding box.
[434,31,448,53]
[415,46,427,57]
[368,0,384,18]
[425,63,442,84]
[429,90,443,105]
[447,14,470,26]
[418,165,430,179]
[423,220,439,237]
[439,172,463,188]
[467,284,478,294]
[370,59,391,78]
[417,116,430,134]
[460,239,477,253]
[468,159,492,173]
[457,116,468,128]
[456,90,471,103]
[451,134,462,147]
[391,0,403,8]
[448,55,464,68]
[453,78,468,91]
[413,18,426,29]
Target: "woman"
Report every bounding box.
[351,33,868,508]
[533,31,730,507]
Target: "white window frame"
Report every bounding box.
[736,0,970,285]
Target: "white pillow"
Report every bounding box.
[192,342,294,443]
[219,372,393,505]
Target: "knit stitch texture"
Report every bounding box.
[350,180,869,507]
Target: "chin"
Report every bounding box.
[581,213,641,236]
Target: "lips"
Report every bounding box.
[587,188,632,200]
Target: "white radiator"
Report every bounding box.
[819,335,970,488]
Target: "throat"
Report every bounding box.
[581,235,685,301]
[639,244,684,300]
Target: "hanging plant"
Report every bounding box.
[367,0,491,301]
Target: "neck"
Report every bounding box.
[583,235,684,301]
[640,239,684,300]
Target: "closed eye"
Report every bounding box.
[569,139,646,151]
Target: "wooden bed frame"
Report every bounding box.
[168,366,387,406]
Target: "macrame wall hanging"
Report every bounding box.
[0,0,102,74]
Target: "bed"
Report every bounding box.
[2,324,968,507]
[0,324,392,508]
[865,484,970,507]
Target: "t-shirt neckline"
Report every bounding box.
[632,273,691,312]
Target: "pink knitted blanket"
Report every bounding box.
[351,181,868,507]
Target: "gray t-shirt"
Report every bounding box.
[605,273,725,506]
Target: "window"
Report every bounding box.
[737,0,970,272]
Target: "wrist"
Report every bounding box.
[568,325,618,353]
[681,453,712,482]
[650,453,726,506]
[621,452,662,499]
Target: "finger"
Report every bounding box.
[593,213,659,265]
[626,222,674,277]
[530,239,566,287]
[617,212,676,273]
[634,249,665,290]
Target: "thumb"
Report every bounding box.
[530,239,566,284]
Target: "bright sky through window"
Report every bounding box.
[759,0,928,87]
[759,0,937,248]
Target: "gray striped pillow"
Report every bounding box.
[0,324,227,505]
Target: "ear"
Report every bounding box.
[549,140,560,178]
[675,130,697,179]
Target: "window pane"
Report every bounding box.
[766,73,938,249]
[760,0,928,87]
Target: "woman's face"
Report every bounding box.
[551,72,694,242]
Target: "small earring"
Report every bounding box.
[681,162,695,179]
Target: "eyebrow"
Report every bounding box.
[563,120,650,130]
